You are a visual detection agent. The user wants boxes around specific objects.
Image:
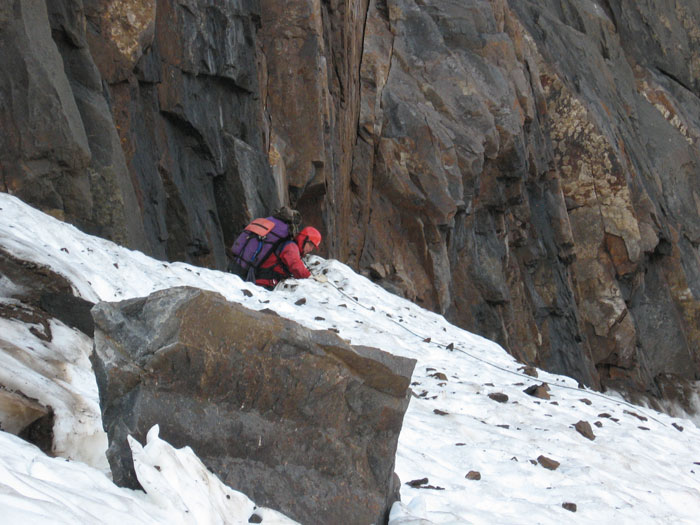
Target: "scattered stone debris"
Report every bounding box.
[574,420,596,440]
[579,398,592,405]
[294,297,306,305]
[248,513,263,523]
[598,413,611,418]
[488,392,509,403]
[465,471,481,480]
[423,337,431,343]
[524,383,551,400]
[430,372,448,381]
[562,502,577,512]
[594,421,603,428]
[496,424,510,429]
[519,365,538,377]
[638,426,650,431]
[529,459,537,465]
[242,289,253,297]
[446,343,455,350]
[405,478,444,490]
[673,423,684,432]
[314,316,325,321]
[624,410,648,422]
[455,443,466,446]
[433,409,449,416]
[537,455,560,470]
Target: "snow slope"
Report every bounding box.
[1,192,700,524]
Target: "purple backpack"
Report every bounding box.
[229,217,291,282]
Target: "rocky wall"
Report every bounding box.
[2,0,700,405]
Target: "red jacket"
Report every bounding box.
[255,240,310,289]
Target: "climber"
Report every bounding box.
[253,226,324,289]
[228,207,326,289]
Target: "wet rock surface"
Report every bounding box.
[91,286,415,525]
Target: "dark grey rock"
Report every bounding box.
[40,292,95,337]
[562,502,577,512]
[91,286,415,525]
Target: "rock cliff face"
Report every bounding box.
[2,0,700,404]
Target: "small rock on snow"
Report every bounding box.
[574,420,596,440]
[488,392,509,403]
[524,383,551,400]
[519,365,538,377]
[537,455,560,470]
[406,478,429,487]
[624,410,648,422]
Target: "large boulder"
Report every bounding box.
[91,286,415,525]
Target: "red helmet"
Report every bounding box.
[297,226,322,250]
